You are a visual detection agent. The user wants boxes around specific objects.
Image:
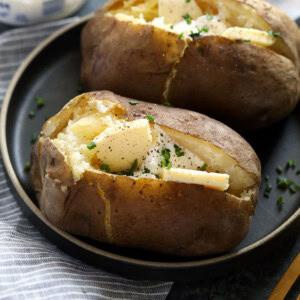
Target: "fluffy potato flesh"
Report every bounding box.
[108,0,285,52]
[51,97,255,199]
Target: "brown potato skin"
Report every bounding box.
[81,0,300,130]
[31,92,260,256]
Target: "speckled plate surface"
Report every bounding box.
[1,16,299,281]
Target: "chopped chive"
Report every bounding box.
[170,25,174,29]
[163,101,173,107]
[264,175,269,181]
[28,111,35,119]
[244,40,251,43]
[100,164,111,173]
[265,183,272,193]
[268,30,281,38]
[146,114,155,122]
[166,161,172,170]
[129,100,139,105]
[215,170,219,173]
[277,177,291,189]
[161,159,166,168]
[178,33,184,39]
[276,166,283,174]
[144,167,151,174]
[200,163,207,171]
[183,13,192,25]
[206,14,213,20]
[185,0,191,2]
[287,159,296,168]
[31,133,37,144]
[24,162,30,171]
[297,169,300,175]
[277,195,285,207]
[87,141,96,150]
[128,159,138,175]
[289,182,300,193]
[161,148,171,161]
[174,144,184,157]
[189,32,200,38]
[200,27,209,33]
[35,96,45,108]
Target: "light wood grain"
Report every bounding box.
[268,252,300,300]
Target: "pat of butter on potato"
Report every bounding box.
[162,168,230,191]
[222,27,275,47]
[95,119,152,172]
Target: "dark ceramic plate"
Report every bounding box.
[1,16,300,281]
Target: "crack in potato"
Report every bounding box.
[97,184,113,243]
[162,40,189,102]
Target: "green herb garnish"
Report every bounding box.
[183,13,192,25]
[35,96,45,108]
[163,101,173,107]
[268,30,281,38]
[277,177,291,188]
[265,183,272,193]
[31,133,37,144]
[287,159,296,168]
[129,100,139,105]
[276,166,283,174]
[174,144,184,157]
[101,164,111,173]
[144,167,151,174]
[146,114,155,122]
[206,14,213,20]
[170,25,174,29]
[28,111,35,119]
[161,148,172,169]
[24,162,30,171]
[87,141,96,150]
[264,175,269,181]
[200,163,207,171]
[297,169,300,175]
[200,27,209,33]
[161,148,171,161]
[178,33,184,39]
[289,182,300,193]
[244,40,251,43]
[128,159,138,175]
[277,195,285,207]
[185,0,191,3]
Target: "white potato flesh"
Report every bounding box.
[94,119,153,172]
[158,0,202,24]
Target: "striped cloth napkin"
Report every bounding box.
[0,19,173,300]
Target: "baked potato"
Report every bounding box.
[81,0,300,130]
[30,91,261,256]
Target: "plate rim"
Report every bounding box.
[1,15,299,270]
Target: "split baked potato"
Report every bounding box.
[81,0,300,130]
[30,91,261,256]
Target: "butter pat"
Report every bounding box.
[95,119,152,172]
[69,117,107,140]
[162,168,230,191]
[223,27,275,47]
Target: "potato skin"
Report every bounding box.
[81,0,300,130]
[31,92,260,256]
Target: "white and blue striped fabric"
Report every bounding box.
[0,19,173,300]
